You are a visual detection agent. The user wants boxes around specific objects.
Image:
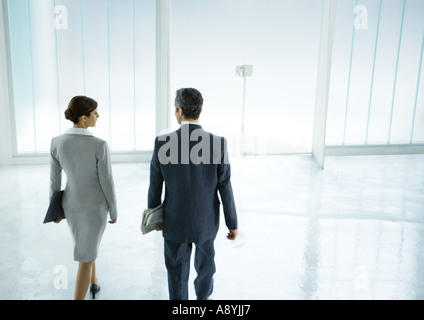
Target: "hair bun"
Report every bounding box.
[64,108,74,121]
[65,96,98,124]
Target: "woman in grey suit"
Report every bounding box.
[50,96,118,300]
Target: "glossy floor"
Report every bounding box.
[0,154,423,300]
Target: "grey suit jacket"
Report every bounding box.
[50,128,118,220]
[148,124,238,243]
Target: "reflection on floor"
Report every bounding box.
[0,154,424,300]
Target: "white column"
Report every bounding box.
[312,0,337,169]
[156,0,170,136]
[0,0,14,165]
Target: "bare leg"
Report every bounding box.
[91,261,100,286]
[74,262,93,300]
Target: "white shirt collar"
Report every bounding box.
[64,128,94,136]
[181,121,201,126]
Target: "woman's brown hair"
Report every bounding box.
[64,96,98,124]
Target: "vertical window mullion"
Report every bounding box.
[53,0,62,134]
[411,24,424,144]
[133,0,136,151]
[26,0,37,153]
[107,0,112,149]
[365,0,382,145]
[388,0,406,144]
[342,0,358,146]
[80,0,86,95]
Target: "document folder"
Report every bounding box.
[43,191,65,224]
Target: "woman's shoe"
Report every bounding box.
[90,284,100,299]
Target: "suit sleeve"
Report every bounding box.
[49,139,62,201]
[97,141,118,220]
[148,137,164,208]
[218,137,238,230]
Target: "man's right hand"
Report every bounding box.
[227,229,238,240]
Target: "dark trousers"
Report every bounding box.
[164,238,216,300]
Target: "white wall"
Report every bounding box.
[0,0,16,165]
[312,0,337,169]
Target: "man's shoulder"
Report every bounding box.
[154,126,225,140]
[186,125,226,141]
[152,126,229,165]
[155,129,179,143]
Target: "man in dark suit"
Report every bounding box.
[148,88,238,300]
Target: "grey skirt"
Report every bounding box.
[65,209,108,263]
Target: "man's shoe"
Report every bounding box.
[197,283,214,300]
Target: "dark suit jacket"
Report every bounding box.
[148,124,238,243]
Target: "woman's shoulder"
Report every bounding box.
[51,133,109,149]
[85,136,110,153]
[88,135,108,144]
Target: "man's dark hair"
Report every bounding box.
[175,88,203,120]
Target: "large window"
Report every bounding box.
[170,0,324,155]
[327,0,424,146]
[5,0,424,158]
[7,0,156,154]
